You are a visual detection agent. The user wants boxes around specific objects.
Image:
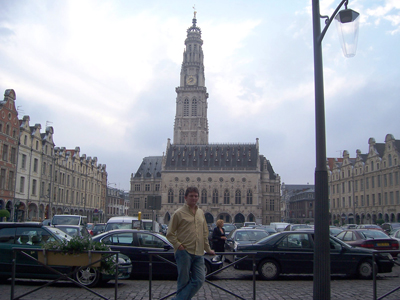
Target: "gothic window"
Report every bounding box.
[246,189,253,204]
[179,189,185,203]
[191,99,197,116]
[224,189,230,204]
[201,189,207,204]
[168,189,174,203]
[212,189,218,204]
[235,189,241,204]
[184,99,189,116]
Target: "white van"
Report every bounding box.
[141,219,160,233]
[52,215,87,226]
[105,216,138,231]
[270,222,291,232]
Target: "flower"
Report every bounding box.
[42,235,115,273]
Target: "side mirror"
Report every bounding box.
[164,244,173,251]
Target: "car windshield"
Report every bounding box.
[223,225,236,231]
[240,231,268,241]
[359,230,388,239]
[57,227,80,237]
[94,224,105,230]
[52,216,81,225]
[330,228,343,234]
[46,227,73,241]
[87,224,94,230]
[256,234,276,244]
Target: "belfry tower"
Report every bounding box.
[173,12,209,145]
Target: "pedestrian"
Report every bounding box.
[212,219,226,260]
[166,186,215,300]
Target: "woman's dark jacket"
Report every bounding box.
[212,227,226,252]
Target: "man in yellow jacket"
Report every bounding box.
[167,187,215,300]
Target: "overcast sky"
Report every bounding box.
[0,0,399,191]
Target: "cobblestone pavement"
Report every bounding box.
[2,264,400,300]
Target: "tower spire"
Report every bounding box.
[173,14,209,145]
[192,5,197,26]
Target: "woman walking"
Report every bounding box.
[212,219,227,260]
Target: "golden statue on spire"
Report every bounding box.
[193,5,197,19]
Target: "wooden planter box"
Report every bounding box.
[38,251,102,267]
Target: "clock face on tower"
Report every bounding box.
[186,75,197,85]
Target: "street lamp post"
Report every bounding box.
[312,1,359,299]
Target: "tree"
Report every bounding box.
[0,209,11,221]
[376,219,384,225]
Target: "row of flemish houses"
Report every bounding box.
[0,89,112,222]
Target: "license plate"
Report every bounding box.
[377,243,389,247]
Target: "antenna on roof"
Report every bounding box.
[46,121,53,128]
[17,106,24,114]
[336,150,343,158]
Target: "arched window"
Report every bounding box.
[191,99,197,116]
[246,189,253,204]
[224,189,230,204]
[201,189,207,204]
[389,154,392,167]
[168,189,174,203]
[179,189,185,203]
[183,99,189,116]
[235,190,241,204]
[212,189,218,204]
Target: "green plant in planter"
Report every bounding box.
[43,235,115,274]
[0,209,10,220]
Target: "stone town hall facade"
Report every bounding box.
[129,15,281,225]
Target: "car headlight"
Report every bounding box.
[118,254,131,265]
[233,242,238,251]
[212,255,221,262]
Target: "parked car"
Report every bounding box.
[329,226,344,236]
[341,224,357,230]
[92,223,106,236]
[51,215,88,226]
[0,222,131,286]
[234,231,394,280]
[270,222,290,232]
[105,216,138,231]
[86,223,94,235]
[336,229,399,257]
[53,225,90,238]
[93,229,223,277]
[243,222,256,227]
[242,225,278,235]
[381,223,400,235]
[160,224,168,236]
[356,224,386,232]
[284,224,313,231]
[224,228,269,262]
[258,226,278,235]
[233,223,244,229]
[42,219,51,226]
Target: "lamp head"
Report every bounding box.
[334,9,360,58]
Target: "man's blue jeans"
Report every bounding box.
[173,249,205,300]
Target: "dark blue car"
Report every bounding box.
[93,229,223,276]
[234,231,394,280]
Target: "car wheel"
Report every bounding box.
[74,267,101,287]
[357,260,375,279]
[204,261,211,276]
[258,259,280,280]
